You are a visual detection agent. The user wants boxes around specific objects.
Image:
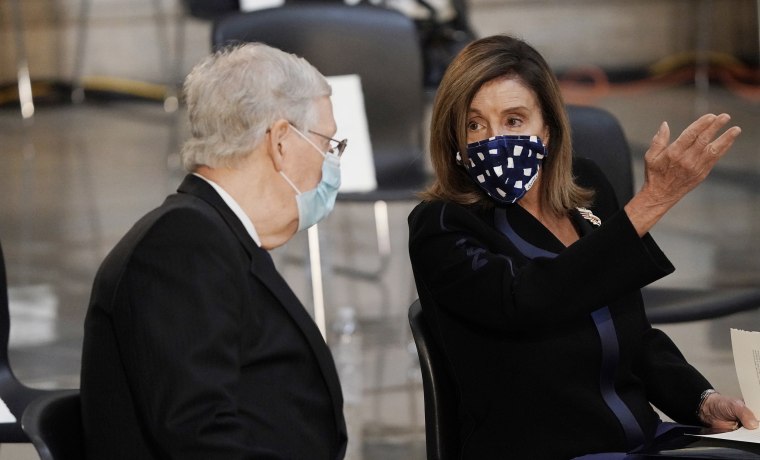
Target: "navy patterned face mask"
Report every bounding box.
[456,135,548,204]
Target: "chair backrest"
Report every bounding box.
[408,299,460,459]
[0,240,11,369]
[566,104,634,205]
[181,0,239,20]
[21,390,83,460]
[212,4,427,190]
[0,239,29,442]
[0,241,75,443]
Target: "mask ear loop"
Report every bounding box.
[277,125,318,196]
[291,125,327,159]
[279,171,302,195]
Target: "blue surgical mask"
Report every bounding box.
[280,127,342,231]
[457,135,547,204]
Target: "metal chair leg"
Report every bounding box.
[282,200,393,281]
[307,224,327,339]
[332,200,392,281]
[71,0,91,103]
[149,0,180,112]
[694,0,713,114]
[9,0,34,120]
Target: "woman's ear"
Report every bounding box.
[268,119,290,172]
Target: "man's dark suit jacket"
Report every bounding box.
[80,174,347,459]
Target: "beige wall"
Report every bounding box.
[0,0,757,86]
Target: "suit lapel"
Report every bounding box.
[246,250,346,427]
[177,174,346,434]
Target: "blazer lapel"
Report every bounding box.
[177,174,346,433]
[246,250,346,430]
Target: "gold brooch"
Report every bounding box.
[577,207,601,227]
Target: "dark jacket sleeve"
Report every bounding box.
[409,198,674,332]
[635,328,712,425]
[111,207,273,460]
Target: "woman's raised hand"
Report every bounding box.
[624,113,741,236]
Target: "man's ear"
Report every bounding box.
[268,119,291,172]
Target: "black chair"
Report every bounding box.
[408,299,459,460]
[183,0,238,19]
[21,389,83,460]
[0,241,74,444]
[212,4,426,197]
[567,105,634,205]
[212,4,428,281]
[566,104,760,324]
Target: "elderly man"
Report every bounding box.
[80,43,348,459]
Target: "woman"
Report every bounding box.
[408,35,757,458]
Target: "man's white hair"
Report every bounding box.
[180,43,331,171]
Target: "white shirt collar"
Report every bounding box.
[192,173,262,247]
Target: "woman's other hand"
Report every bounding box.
[699,392,759,430]
[624,113,742,236]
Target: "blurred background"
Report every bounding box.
[1,0,759,458]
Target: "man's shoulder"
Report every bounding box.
[101,195,229,268]
[129,193,221,241]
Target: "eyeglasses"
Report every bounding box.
[308,130,348,157]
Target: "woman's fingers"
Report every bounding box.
[625,112,741,237]
[672,113,739,160]
[671,113,720,153]
[645,121,670,161]
[646,113,741,180]
[709,125,742,160]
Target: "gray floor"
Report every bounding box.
[0,79,759,459]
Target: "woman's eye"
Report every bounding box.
[467,121,481,131]
[507,117,522,127]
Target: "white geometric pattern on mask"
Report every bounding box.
[462,135,547,204]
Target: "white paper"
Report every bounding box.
[0,397,16,423]
[324,75,377,193]
[692,329,760,443]
[732,329,760,414]
[696,427,760,443]
[240,0,284,12]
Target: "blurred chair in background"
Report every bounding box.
[0,241,74,445]
[183,0,239,18]
[21,390,82,460]
[72,0,179,109]
[567,104,760,324]
[7,0,35,120]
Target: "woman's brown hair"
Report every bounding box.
[421,35,593,215]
